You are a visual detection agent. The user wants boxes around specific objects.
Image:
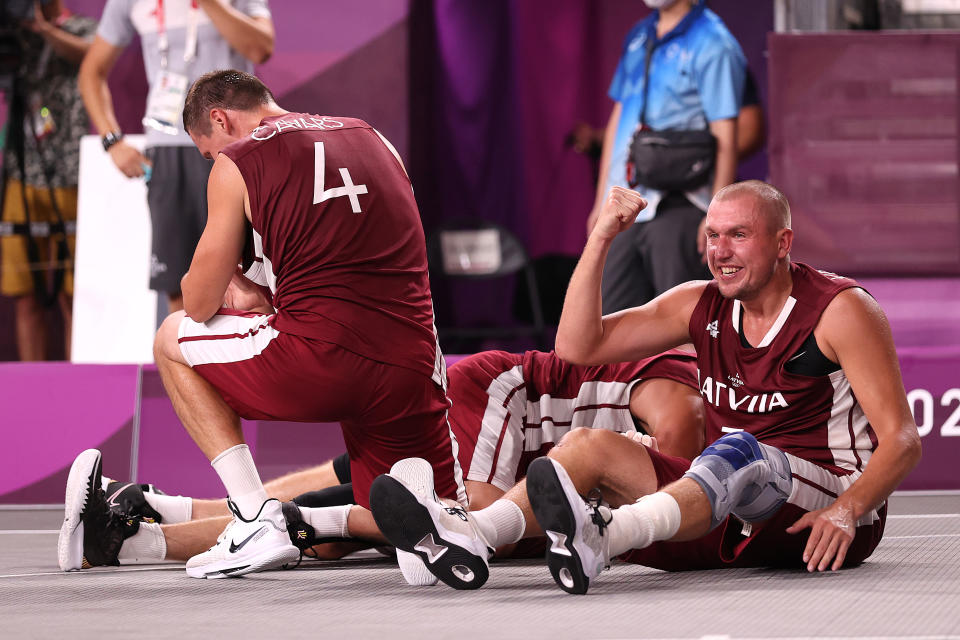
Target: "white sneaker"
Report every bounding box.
[58,449,103,571]
[388,458,439,587]
[526,457,612,595]
[369,458,491,590]
[185,498,299,579]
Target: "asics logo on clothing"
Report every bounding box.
[706,320,719,338]
[106,483,133,509]
[444,506,469,522]
[546,530,572,557]
[228,527,266,553]
[414,533,448,563]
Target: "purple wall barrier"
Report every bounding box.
[0,363,138,502]
[0,345,956,503]
[769,33,960,276]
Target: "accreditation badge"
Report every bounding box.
[143,69,189,135]
[25,93,56,140]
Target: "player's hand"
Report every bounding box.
[622,431,659,451]
[108,141,150,178]
[591,187,647,241]
[222,269,273,314]
[785,501,856,572]
[24,2,53,35]
[697,217,708,263]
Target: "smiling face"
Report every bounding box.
[704,192,791,302]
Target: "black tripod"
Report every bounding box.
[0,21,72,309]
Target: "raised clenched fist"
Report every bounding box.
[591,186,647,241]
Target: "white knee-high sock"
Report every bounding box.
[143,493,193,524]
[210,444,267,520]
[118,522,167,561]
[470,499,525,548]
[605,492,682,557]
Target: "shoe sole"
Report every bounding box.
[187,542,301,579]
[526,457,594,595]
[369,474,489,590]
[189,550,302,579]
[58,449,102,571]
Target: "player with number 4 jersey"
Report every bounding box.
[133,70,464,580]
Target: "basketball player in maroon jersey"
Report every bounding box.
[58,70,466,579]
[523,181,922,593]
[62,349,704,576]
[367,180,921,593]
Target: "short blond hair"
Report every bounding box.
[713,180,791,232]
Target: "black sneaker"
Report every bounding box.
[103,480,165,523]
[281,501,318,552]
[59,450,141,570]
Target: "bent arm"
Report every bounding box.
[556,188,704,365]
[182,155,249,322]
[736,103,765,161]
[820,288,922,518]
[591,103,622,212]
[78,36,124,137]
[196,0,274,64]
[708,117,737,196]
[30,14,92,64]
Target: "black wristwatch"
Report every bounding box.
[102,131,123,152]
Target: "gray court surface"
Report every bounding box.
[1,493,958,640]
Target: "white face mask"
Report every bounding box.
[643,0,680,9]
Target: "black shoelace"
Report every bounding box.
[585,488,610,536]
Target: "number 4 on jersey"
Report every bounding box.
[313,141,368,213]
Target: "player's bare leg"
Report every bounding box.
[528,431,791,594]
[153,311,299,577]
[190,461,341,520]
[154,312,247,461]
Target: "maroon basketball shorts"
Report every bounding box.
[177,311,465,509]
[621,448,886,570]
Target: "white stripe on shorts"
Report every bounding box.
[178,313,279,367]
[783,452,881,527]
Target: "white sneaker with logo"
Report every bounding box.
[388,458,440,587]
[185,498,299,579]
[526,457,612,595]
[369,457,492,590]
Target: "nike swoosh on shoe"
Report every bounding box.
[106,483,134,509]
[229,527,266,553]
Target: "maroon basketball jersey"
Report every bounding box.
[689,262,875,475]
[449,349,699,489]
[221,115,440,381]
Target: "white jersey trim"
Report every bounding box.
[467,370,638,492]
[731,296,798,348]
[826,368,873,473]
[784,452,880,527]
[178,312,279,367]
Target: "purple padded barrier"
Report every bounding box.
[769,33,960,276]
[0,364,138,503]
[137,366,260,499]
[898,346,960,490]
[0,348,956,502]
[136,367,350,498]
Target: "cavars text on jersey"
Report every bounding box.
[697,370,789,414]
[251,116,345,141]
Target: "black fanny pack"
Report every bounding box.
[627,33,717,193]
[627,127,716,192]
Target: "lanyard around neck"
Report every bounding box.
[156,0,200,69]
